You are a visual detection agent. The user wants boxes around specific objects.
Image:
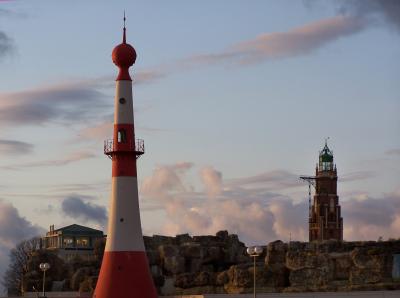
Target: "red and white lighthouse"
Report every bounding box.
[94,18,158,298]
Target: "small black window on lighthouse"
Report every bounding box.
[118,130,127,143]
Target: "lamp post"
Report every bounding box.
[39,263,50,298]
[246,246,263,298]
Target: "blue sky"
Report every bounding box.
[0,1,399,280]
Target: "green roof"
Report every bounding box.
[54,224,104,236]
[319,142,333,162]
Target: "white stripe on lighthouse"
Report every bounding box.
[105,176,145,252]
[114,80,134,125]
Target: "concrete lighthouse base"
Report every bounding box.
[93,251,158,298]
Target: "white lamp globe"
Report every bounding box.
[39,263,50,271]
[246,247,255,255]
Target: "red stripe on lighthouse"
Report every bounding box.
[112,124,137,177]
[113,124,135,149]
[94,251,157,298]
[112,154,137,177]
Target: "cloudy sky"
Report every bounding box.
[0,0,399,285]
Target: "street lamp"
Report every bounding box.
[246,246,263,298]
[39,263,50,298]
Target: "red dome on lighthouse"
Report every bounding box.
[112,16,136,81]
[112,31,136,67]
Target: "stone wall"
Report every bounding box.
[15,290,400,298]
[144,232,400,295]
[22,231,400,296]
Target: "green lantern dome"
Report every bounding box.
[320,143,333,162]
[319,140,334,171]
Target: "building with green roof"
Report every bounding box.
[41,224,104,262]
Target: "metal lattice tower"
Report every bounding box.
[300,176,316,218]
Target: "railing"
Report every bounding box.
[103,139,114,154]
[104,138,144,158]
[135,138,145,154]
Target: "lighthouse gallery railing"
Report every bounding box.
[104,139,144,159]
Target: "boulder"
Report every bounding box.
[225,264,252,291]
[216,230,229,240]
[176,233,192,244]
[174,273,195,288]
[158,244,179,259]
[265,240,287,271]
[286,251,332,271]
[351,247,386,269]
[159,277,176,296]
[350,268,383,284]
[216,270,229,286]
[188,258,203,273]
[289,267,332,288]
[330,252,352,280]
[181,243,203,259]
[146,249,161,265]
[70,267,92,291]
[204,246,222,263]
[193,271,215,287]
[150,265,165,288]
[163,256,185,275]
[78,276,95,293]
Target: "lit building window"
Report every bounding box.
[63,238,74,247]
[76,237,89,247]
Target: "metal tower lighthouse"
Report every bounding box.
[94,19,158,298]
